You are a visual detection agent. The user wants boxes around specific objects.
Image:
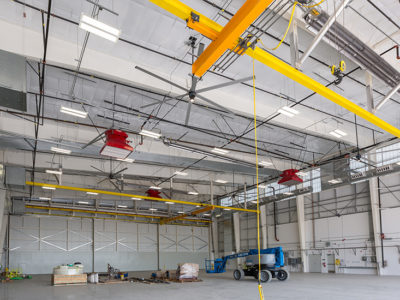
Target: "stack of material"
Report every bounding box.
[178,263,199,280]
[52,264,87,286]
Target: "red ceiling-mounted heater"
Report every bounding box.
[100,129,133,159]
[278,169,303,186]
[146,189,162,198]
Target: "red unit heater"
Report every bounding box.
[100,129,133,158]
[278,169,303,186]
[146,189,162,198]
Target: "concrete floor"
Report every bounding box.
[1,271,399,300]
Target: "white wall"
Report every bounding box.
[8,215,209,274]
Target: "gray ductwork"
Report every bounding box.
[304,10,400,89]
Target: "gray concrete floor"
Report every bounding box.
[1,271,399,300]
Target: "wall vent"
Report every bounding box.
[351,172,366,180]
[376,165,393,174]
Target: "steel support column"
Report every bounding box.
[260,204,267,249]
[210,180,218,259]
[365,72,383,275]
[233,212,241,268]
[296,194,308,272]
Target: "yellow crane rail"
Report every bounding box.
[149,0,400,138]
[160,205,214,225]
[26,181,257,213]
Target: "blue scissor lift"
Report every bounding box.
[205,247,289,282]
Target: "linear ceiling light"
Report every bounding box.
[216,214,222,217]
[203,213,211,216]
[188,191,199,195]
[259,161,272,167]
[78,201,89,204]
[174,171,188,176]
[211,147,229,155]
[328,178,342,184]
[178,211,185,214]
[79,14,120,42]
[50,147,71,154]
[258,184,267,188]
[117,158,135,163]
[39,197,51,200]
[46,170,62,175]
[149,208,158,211]
[42,186,56,190]
[284,192,294,195]
[329,129,347,138]
[139,129,161,139]
[149,186,162,190]
[215,179,228,184]
[60,106,87,118]
[165,202,175,205]
[86,192,98,195]
[277,106,299,117]
[131,197,142,200]
[118,205,128,208]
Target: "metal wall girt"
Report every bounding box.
[26,181,258,213]
[191,0,274,76]
[147,0,400,138]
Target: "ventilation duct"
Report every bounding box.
[304,10,400,89]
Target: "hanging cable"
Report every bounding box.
[252,57,264,300]
[259,0,326,51]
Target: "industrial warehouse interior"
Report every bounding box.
[0,0,400,299]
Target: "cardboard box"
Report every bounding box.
[52,274,87,286]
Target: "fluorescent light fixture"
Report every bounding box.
[329,129,347,138]
[334,129,347,136]
[132,197,142,200]
[165,202,174,205]
[250,200,257,204]
[86,192,98,195]
[277,106,299,118]
[216,214,222,217]
[118,205,128,208]
[188,191,198,195]
[42,186,56,190]
[50,147,71,155]
[178,211,185,214]
[203,214,211,216]
[259,161,272,167]
[215,179,228,184]
[284,192,294,195]
[117,158,135,163]
[174,171,188,176]
[46,169,62,175]
[139,129,161,139]
[211,147,229,155]
[258,184,267,189]
[223,208,231,211]
[39,197,51,201]
[149,208,157,211]
[196,205,201,208]
[79,14,120,42]
[328,178,342,184]
[60,106,87,118]
[78,201,89,204]
[149,186,162,190]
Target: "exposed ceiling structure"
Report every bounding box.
[0,0,399,222]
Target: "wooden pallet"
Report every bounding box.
[52,274,87,286]
[170,278,202,283]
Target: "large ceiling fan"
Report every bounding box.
[91,161,127,192]
[135,36,254,125]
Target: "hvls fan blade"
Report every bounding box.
[91,165,108,174]
[109,179,122,192]
[195,76,254,94]
[112,167,128,177]
[185,101,193,126]
[135,66,188,92]
[97,177,109,185]
[140,93,188,109]
[196,94,235,114]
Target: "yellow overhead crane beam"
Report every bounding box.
[26,181,257,213]
[149,0,400,138]
[160,205,214,225]
[25,205,211,224]
[192,0,274,77]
